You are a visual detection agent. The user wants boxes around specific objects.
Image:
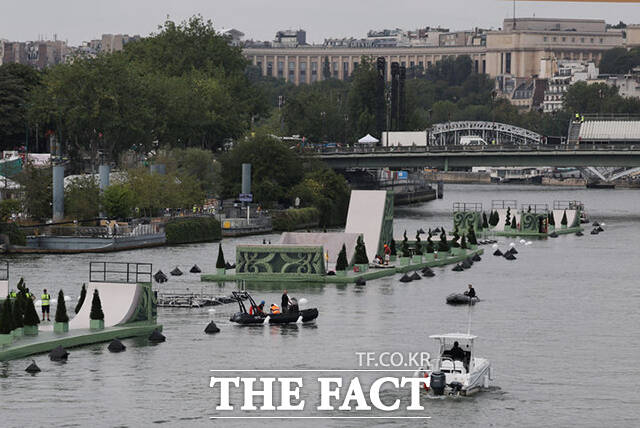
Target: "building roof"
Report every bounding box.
[579,120,640,141]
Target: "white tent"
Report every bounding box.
[357,134,379,144]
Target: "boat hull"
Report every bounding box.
[446,293,480,305]
[231,308,319,325]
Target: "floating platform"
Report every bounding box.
[488,225,583,238]
[0,322,161,362]
[201,248,483,284]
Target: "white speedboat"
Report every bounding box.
[416,333,492,396]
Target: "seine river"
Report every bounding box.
[2,184,639,427]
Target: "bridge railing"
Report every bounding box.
[313,143,640,155]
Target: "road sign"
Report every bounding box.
[397,171,408,180]
[239,193,253,202]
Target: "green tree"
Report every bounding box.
[599,47,640,74]
[288,167,350,227]
[353,235,369,264]
[16,165,51,220]
[0,199,21,221]
[102,183,135,219]
[0,63,41,149]
[65,176,100,220]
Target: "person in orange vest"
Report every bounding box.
[270,304,280,314]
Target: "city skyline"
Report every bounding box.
[2,0,640,45]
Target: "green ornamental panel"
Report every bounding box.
[520,212,541,233]
[453,211,481,233]
[378,191,395,256]
[236,246,326,275]
[127,283,156,324]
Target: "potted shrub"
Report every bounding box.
[389,240,397,262]
[23,295,40,336]
[54,290,70,333]
[11,295,24,338]
[90,289,105,331]
[400,231,411,266]
[75,283,87,314]
[561,210,568,228]
[412,231,423,263]
[335,244,349,276]
[216,243,226,275]
[0,297,13,346]
[353,236,369,272]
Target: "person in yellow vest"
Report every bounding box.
[41,289,51,321]
[9,290,17,298]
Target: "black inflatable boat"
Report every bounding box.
[230,292,319,325]
[446,293,480,305]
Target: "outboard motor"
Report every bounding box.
[430,372,446,396]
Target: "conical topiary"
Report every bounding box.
[75,284,87,314]
[426,230,434,253]
[548,212,555,226]
[336,244,349,271]
[482,212,489,229]
[401,230,410,257]
[353,235,369,264]
[12,295,24,329]
[561,210,568,226]
[468,228,478,245]
[55,290,69,323]
[0,296,13,334]
[90,289,104,321]
[451,228,460,248]
[23,297,40,327]
[505,207,511,226]
[389,239,397,256]
[460,234,468,249]
[216,243,226,269]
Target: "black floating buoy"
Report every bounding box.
[509,248,518,255]
[472,254,482,262]
[355,278,366,286]
[205,321,220,334]
[399,273,413,283]
[225,262,236,270]
[575,231,584,236]
[452,264,464,272]
[465,257,474,265]
[592,221,600,227]
[549,232,558,238]
[461,260,472,269]
[148,330,166,343]
[327,271,336,276]
[410,272,421,280]
[154,270,168,283]
[421,267,435,277]
[25,360,41,373]
[49,346,69,361]
[107,339,126,353]
[189,265,202,273]
[170,267,183,276]
[504,253,517,260]
[591,228,600,235]
[493,249,503,256]
[596,226,604,232]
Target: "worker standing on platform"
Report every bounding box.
[41,288,51,321]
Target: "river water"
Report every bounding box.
[2,184,639,427]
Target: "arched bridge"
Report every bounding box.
[430,121,542,145]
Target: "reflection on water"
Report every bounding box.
[1,185,640,427]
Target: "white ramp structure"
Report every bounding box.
[280,232,360,266]
[345,190,393,262]
[0,280,7,298]
[69,282,142,329]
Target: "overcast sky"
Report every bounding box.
[2,0,640,45]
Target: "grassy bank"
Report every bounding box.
[165,217,221,244]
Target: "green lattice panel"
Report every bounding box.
[378,191,395,256]
[236,246,326,275]
[453,211,481,234]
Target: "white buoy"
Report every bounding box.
[519,239,526,244]
[601,222,606,226]
[208,308,216,321]
[509,242,516,247]
[492,243,498,249]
